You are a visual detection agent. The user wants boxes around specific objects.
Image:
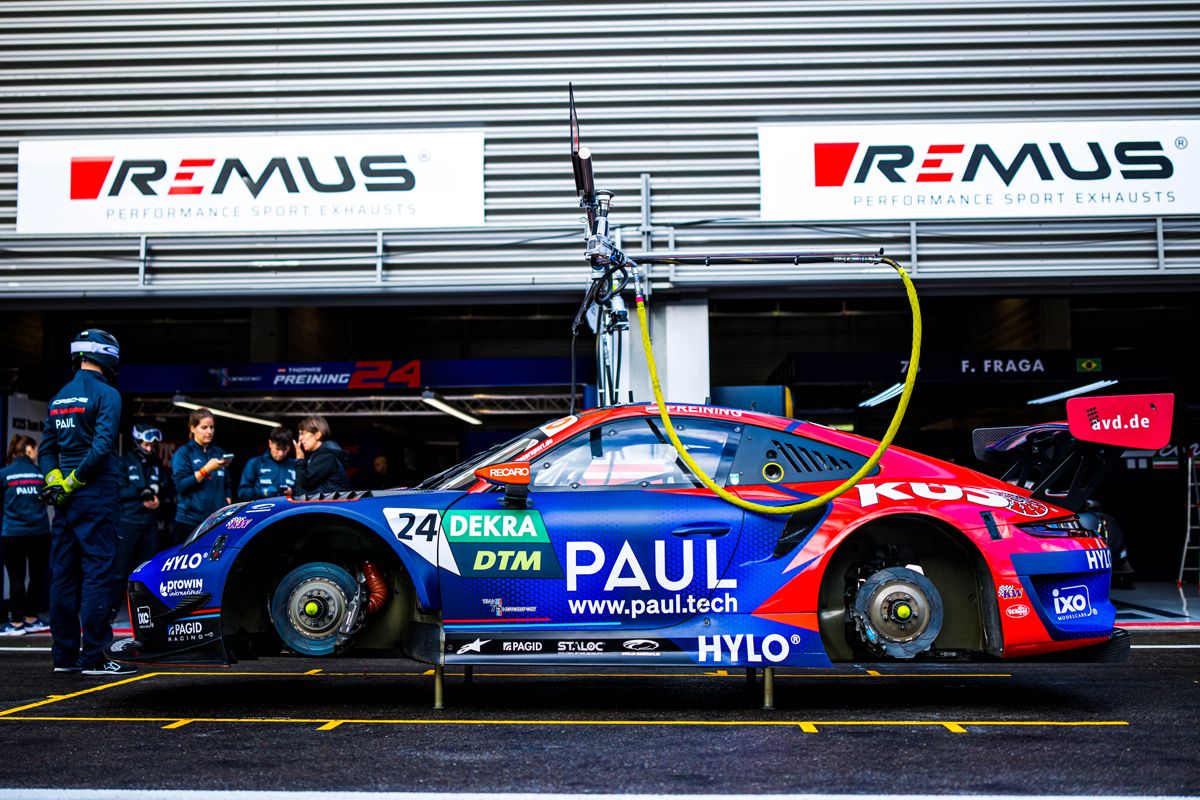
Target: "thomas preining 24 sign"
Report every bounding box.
[759,120,1200,222]
[17,130,484,234]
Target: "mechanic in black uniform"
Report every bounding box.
[171,407,233,543]
[238,426,296,501]
[111,424,164,615]
[293,415,350,495]
[38,329,135,675]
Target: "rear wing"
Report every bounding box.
[973,394,1173,512]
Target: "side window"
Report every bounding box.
[531,417,739,490]
[727,425,873,487]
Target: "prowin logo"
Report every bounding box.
[70,155,417,200]
[814,141,1174,187]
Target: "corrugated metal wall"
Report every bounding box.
[2,0,1199,301]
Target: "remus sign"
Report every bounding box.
[17,130,484,234]
[759,120,1199,222]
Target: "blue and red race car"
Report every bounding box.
[108,395,1170,673]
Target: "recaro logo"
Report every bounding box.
[69,155,417,200]
[813,141,1175,188]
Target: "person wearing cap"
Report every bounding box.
[111,424,165,615]
[238,426,296,502]
[38,328,134,676]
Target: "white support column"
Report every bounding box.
[628,298,710,405]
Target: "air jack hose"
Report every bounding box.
[634,256,921,515]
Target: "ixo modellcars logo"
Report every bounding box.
[813,139,1175,187]
[68,154,417,200]
[1051,584,1098,621]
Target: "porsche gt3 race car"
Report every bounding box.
[109,396,1169,675]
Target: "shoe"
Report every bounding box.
[0,623,27,637]
[80,660,137,676]
[53,665,82,673]
[23,618,49,634]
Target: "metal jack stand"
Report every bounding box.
[433,664,445,710]
[762,667,775,711]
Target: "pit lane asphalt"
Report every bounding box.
[0,631,1197,796]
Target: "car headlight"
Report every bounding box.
[1016,516,1091,538]
[183,502,247,547]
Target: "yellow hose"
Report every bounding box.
[636,257,921,515]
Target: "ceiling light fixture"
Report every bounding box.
[421,391,483,426]
[172,395,281,428]
[1026,380,1120,406]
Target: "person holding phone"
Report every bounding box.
[293,415,350,496]
[171,408,233,543]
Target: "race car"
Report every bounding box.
[108,394,1170,672]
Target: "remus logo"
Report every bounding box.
[69,155,417,200]
[814,141,1175,188]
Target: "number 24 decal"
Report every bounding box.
[390,511,439,542]
[348,359,421,389]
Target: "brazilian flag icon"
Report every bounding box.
[1076,358,1102,373]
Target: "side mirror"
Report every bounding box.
[473,461,531,509]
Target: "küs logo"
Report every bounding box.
[813,140,1174,188]
[70,155,416,200]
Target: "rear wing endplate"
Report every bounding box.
[973,394,1173,512]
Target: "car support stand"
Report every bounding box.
[434,664,445,710]
[763,668,775,711]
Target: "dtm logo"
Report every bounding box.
[815,141,1174,187]
[70,155,416,200]
[1051,585,1099,620]
[697,634,796,664]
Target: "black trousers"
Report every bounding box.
[3,534,51,620]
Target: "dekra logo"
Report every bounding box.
[69,155,417,200]
[814,141,1174,187]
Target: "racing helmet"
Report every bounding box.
[70,328,120,377]
[132,424,162,443]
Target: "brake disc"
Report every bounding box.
[851,566,944,659]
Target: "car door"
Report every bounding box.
[438,415,745,633]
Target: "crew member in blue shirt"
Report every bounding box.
[1,434,51,636]
[171,408,232,543]
[238,426,296,501]
[112,424,164,614]
[38,329,134,675]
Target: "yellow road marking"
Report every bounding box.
[304,669,323,675]
[0,716,1129,731]
[0,672,158,718]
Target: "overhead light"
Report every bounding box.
[421,391,483,426]
[1026,380,1120,406]
[172,395,280,428]
[859,383,905,408]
